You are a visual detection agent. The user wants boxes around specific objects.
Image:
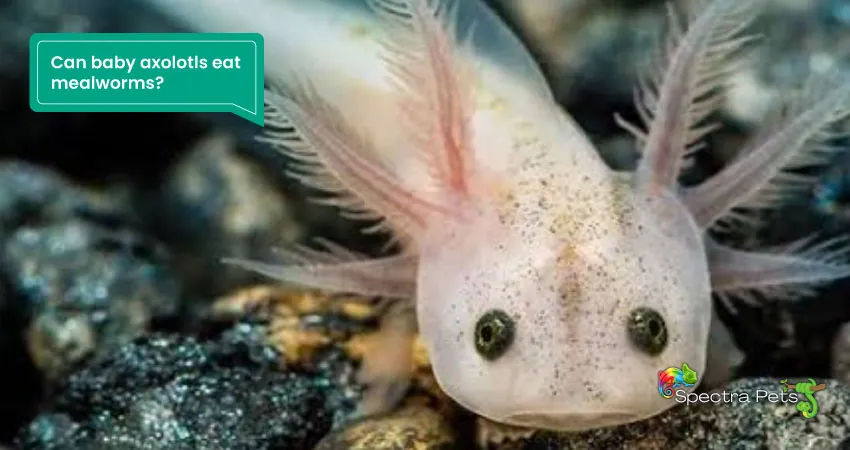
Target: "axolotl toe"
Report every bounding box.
[147,0,850,431]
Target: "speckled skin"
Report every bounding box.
[415,105,712,430]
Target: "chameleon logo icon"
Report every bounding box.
[657,363,698,398]
[780,378,826,419]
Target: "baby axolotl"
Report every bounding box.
[146,0,850,431]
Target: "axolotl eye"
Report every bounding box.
[626,307,668,356]
[474,309,515,360]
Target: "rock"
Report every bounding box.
[212,287,459,441]
[314,405,455,450]
[3,215,181,380]
[135,132,303,298]
[0,161,91,237]
[16,331,358,450]
[0,162,173,441]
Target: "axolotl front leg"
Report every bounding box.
[224,0,850,431]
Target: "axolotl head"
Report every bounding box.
[416,173,713,431]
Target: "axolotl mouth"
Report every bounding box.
[504,411,639,431]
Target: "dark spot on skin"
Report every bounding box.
[474,309,515,361]
[627,307,668,356]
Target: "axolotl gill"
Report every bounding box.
[146,0,850,431]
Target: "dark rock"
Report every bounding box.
[135,132,303,298]
[0,161,90,236]
[17,331,359,450]
[0,161,160,441]
[0,260,41,444]
[3,215,180,380]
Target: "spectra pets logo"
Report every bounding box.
[657,363,698,398]
[657,364,825,419]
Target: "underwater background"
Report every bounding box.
[1,0,850,448]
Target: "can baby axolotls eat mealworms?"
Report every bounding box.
[146,0,850,431]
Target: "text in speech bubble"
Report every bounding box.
[30,33,265,125]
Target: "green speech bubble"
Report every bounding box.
[29,33,264,125]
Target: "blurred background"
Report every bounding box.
[1,0,850,448]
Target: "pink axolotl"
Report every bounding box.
[147,0,850,431]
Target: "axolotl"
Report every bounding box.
[145,0,850,431]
